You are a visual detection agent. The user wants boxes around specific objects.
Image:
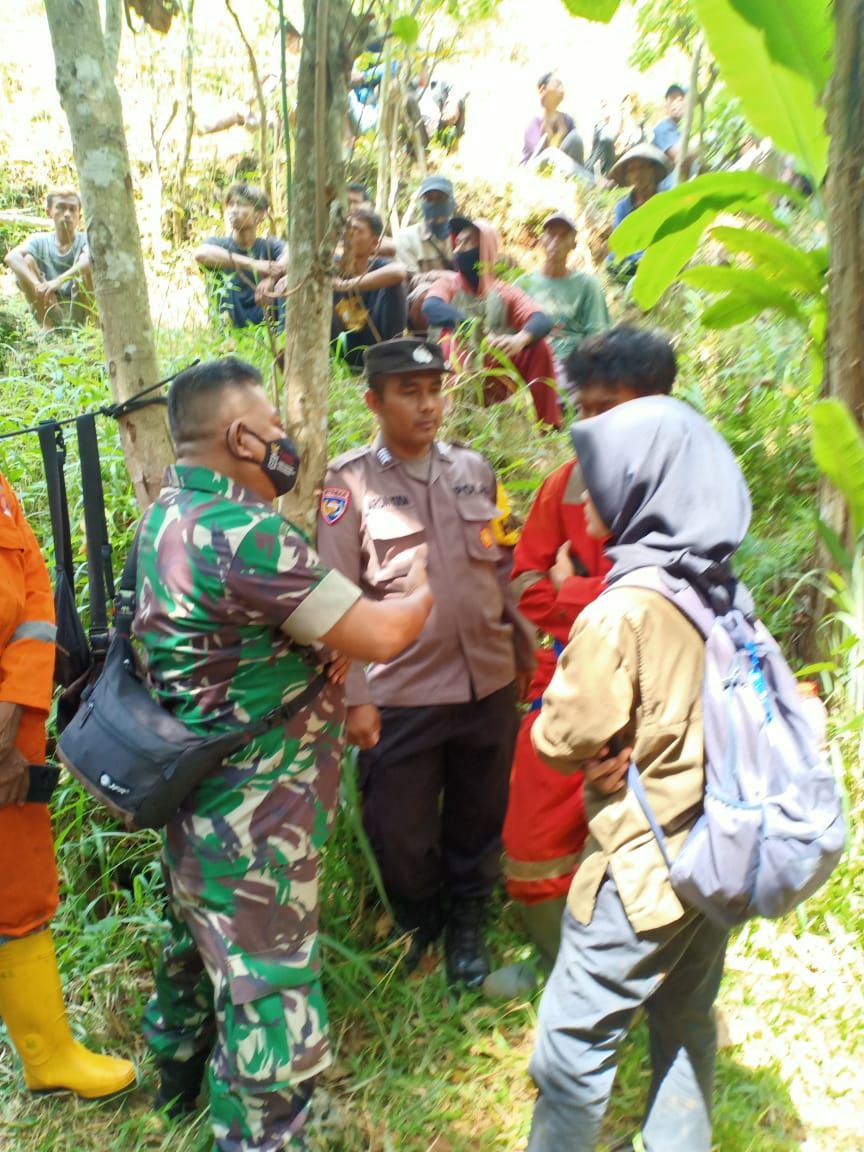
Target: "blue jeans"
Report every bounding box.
[527,873,728,1152]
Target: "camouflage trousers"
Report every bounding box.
[143,868,329,1152]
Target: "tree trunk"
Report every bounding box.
[825,0,864,429]
[43,0,175,509]
[675,37,701,184]
[280,0,357,538]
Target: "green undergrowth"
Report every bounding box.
[0,295,860,1151]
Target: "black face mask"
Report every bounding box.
[455,247,481,292]
[245,429,301,496]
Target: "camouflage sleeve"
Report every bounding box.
[227,513,360,646]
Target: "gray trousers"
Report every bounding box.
[527,873,728,1152]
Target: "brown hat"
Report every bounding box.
[609,143,672,187]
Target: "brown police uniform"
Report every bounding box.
[317,341,534,977]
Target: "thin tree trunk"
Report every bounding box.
[43,0,175,508]
[225,0,272,209]
[675,37,701,184]
[280,0,356,537]
[826,0,864,429]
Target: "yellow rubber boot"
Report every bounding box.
[0,929,136,1098]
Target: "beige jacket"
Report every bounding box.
[532,585,705,932]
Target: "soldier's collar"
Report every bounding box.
[166,464,274,509]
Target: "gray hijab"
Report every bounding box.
[570,395,752,607]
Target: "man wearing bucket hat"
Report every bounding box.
[317,337,534,989]
[608,144,672,279]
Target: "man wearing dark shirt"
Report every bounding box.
[194,183,285,328]
[332,208,408,368]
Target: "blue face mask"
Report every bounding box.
[421,196,454,239]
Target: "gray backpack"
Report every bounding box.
[617,567,846,928]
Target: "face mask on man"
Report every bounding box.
[454,247,481,292]
[421,196,454,239]
[242,429,301,496]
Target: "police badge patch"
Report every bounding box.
[321,487,350,524]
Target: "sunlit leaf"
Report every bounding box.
[610,171,791,309]
[709,226,827,296]
[727,0,833,91]
[390,13,420,45]
[687,270,807,328]
[811,399,864,537]
[694,0,829,182]
[558,0,622,20]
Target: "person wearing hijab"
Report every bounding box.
[421,216,561,427]
[526,395,752,1152]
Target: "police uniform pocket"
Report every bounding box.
[457,496,502,562]
[365,506,426,589]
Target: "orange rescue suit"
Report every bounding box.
[0,473,59,937]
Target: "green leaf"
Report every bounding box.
[693,0,829,182]
[816,517,853,573]
[811,399,864,537]
[558,0,622,20]
[390,13,420,44]
[709,225,827,295]
[610,171,791,309]
[727,0,833,91]
[630,213,714,310]
[611,170,790,256]
[696,280,807,329]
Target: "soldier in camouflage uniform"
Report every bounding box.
[134,358,433,1152]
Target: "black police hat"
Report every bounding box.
[363,338,448,379]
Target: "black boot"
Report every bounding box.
[445,899,490,989]
[392,898,443,973]
[155,1051,209,1119]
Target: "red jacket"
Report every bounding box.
[503,459,611,903]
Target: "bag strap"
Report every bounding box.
[114,521,143,640]
[76,414,114,654]
[614,567,715,639]
[626,761,673,871]
[113,519,327,734]
[37,421,75,588]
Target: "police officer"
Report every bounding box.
[317,337,534,988]
[135,358,433,1152]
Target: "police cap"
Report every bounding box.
[363,337,448,380]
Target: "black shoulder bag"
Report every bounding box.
[57,527,328,831]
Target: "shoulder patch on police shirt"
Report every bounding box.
[321,487,350,524]
[327,444,372,472]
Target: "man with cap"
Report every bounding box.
[651,83,690,188]
[395,175,456,333]
[515,213,609,377]
[316,337,535,989]
[607,144,672,278]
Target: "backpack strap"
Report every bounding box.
[626,761,673,870]
[37,421,75,588]
[76,414,114,656]
[613,567,715,638]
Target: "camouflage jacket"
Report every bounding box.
[133,465,360,1000]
